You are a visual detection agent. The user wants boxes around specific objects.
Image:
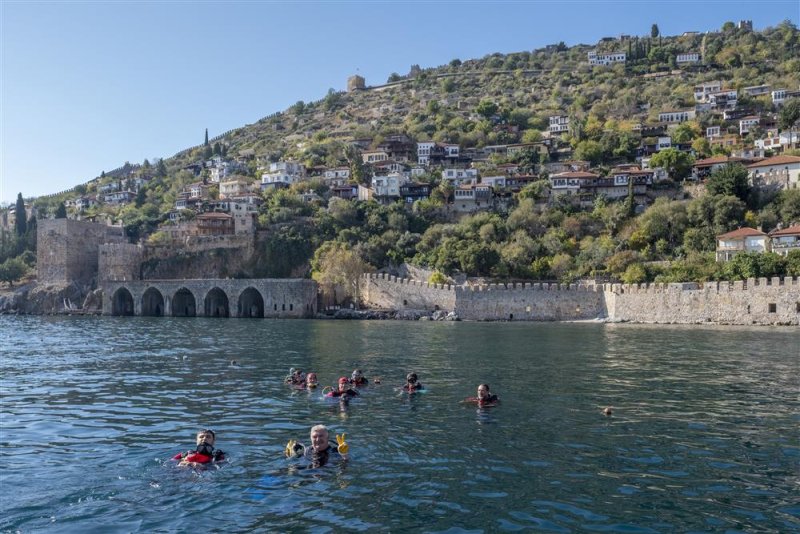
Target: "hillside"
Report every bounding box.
[4,20,800,291]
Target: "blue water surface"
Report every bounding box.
[0,316,798,532]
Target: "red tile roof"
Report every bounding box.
[768,225,800,237]
[693,156,746,166]
[717,227,767,239]
[747,155,800,168]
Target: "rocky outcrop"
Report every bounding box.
[0,281,97,315]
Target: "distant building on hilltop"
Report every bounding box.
[347,75,365,92]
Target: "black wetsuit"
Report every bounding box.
[328,389,359,398]
[403,383,424,392]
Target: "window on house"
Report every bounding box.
[768,303,777,313]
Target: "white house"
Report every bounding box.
[371,173,408,201]
[656,136,672,151]
[453,184,493,212]
[323,167,350,186]
[549,171,599,198]
[261,161,306,187]
[658,110,696,123]
[747,155,800,190]
[676,53,700,64]
[362,150,390,164]
[549,115,570,134]
[708,89,738,109]
[769,225,800,257]
[219,178,252,199]
[694,81,722,102]
[417,142,435,165]
[706,126,721,138]
[715,227,769,261]
[587,51,626,65]
[739,116,760,135]
[743,84,770,97]
[771,88,800,106]
[441,168,478,186]
[755,131,800,151]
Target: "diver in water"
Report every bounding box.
[285,367,306,385]
[304,372,319,389]
[348,369,369,387]
[464,383,499,406]
[285,424,349,468]
[172,429,225,467]
[326,377,360,398]
[402,372,424,393]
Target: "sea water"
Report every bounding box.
[1,316,798,532]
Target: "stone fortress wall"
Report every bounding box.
[363,274,800,325]
[38,219,127,285]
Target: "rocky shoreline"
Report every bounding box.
[0,282,102,316]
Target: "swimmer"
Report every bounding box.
[230,360,238,366]
[172,429,226,467]
[326,377,359,398]
[285,424,349,468]
[349,369,368,387]
[402,372,424,393]
[602,407,613,416]
[285,367,306,385]
[305,372,319,389]
[464,383,499,406]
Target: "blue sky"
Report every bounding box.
[1,1,798,204]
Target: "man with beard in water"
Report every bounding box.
[173,429,226,467]
[285,425,349,468]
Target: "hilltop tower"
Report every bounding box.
[347,75,365,92]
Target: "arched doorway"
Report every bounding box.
[111,287,134,316]
[172,288,196,317]
[204,287,229,317]
[141,287,164,317]
[238,287,264,318]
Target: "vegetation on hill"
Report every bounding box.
[4,20,800,294]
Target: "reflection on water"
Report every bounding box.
[1,316,798,532]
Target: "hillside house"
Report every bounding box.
[706,126,722,138]
[771,88,800,106]
[708,90,738,110]
[371,173,408,203]
[769,225,800,257]
[739,116,761,135]
[587,51,626,65]
[549,115,569,134]
[261,161,305,188]
[219,178,253,199]
[743,84,770,97]
[330,184,358,200]
[399,182,432,204]
[716,227,768,261]
[694,81,722,102]
[362,150,390,164]
[658,110,696,123]
[453,184,493,212]
[441,168,478,186]
[103,191,136,205]
[323,167,350,186]
[376,135,415,162]
[549,171,599,198]
[676,53,700,64]
[747,155,800,190]
[755,131,799,151]
[75,196,98,211]
[691,156,752,181]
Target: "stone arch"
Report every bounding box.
[111,287,135,316]
[204,287,229,318]
[141,287,164,317]
[238,287,264,318]
[172,287,196,317]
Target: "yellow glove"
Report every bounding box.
[285,439,298,457]
[336,433,349,455]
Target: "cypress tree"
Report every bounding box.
[205,128,209,146]
[55,202,67,219]
[14,193,27,236]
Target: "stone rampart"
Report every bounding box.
[606,277,799,325]
[361,272,800,325]
[455,282,606,321]
[362,273,456,311]
[99,243,144,282]
[37,219,127,284]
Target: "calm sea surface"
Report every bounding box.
[1,316,798,533]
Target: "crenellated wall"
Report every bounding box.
[606,277,799,325]
[362,273,800,325]
[98,243,144,282]
[362,273,456,311]
[455,282,606,321]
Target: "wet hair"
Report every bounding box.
[478,384,490,391]
[406,373,418,383]
[199,429,215,439]
[310,424,328,436]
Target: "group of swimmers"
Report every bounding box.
[172,368,502,469]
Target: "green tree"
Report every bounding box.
[312,241,370,306]
[0,257,27,287]
[651,24,660,38]
[14,193,27,237]
[476,99,499,120]
[574,140,603,165]
[649,148,694,180]
[778,98,800,130]
[622,263,647,284]
[55,202,67,219]
[204,128,209,146]
[705,163,751,202]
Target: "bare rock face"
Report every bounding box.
[0,282,94,315]
[82,289,104,313]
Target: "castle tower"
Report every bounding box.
[347,75,365,92]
